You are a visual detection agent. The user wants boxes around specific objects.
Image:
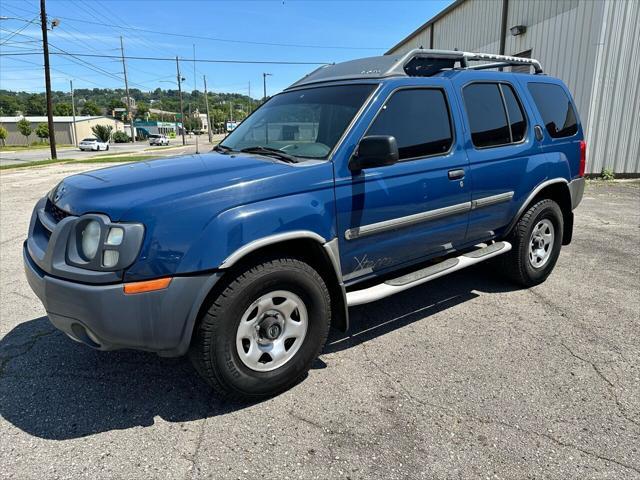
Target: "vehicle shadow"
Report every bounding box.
[0,264,518,440]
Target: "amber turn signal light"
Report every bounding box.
[123,277,172,294]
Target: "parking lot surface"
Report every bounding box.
[1,163,638,479]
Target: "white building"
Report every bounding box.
[387,0,639,175]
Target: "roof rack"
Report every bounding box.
[287,49,543,89]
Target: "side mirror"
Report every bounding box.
[349,135,399,172]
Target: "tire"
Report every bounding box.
[501,199,563,287]
[106,145,109,151]
[189,257,331,400]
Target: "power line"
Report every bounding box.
[47,14,386,51]
[0,14,39,45]
[0,50,332,65]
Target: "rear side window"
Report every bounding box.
[366,88,453,160]
[463,83,528,148]
[502,84,526,142]
[528,83,578,138]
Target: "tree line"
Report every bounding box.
[0,88,258,129]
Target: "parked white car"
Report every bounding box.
[79,137,109,151]
[149,134,170,146]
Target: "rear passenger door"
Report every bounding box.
[335,84,471,283]
[454,79,543,243]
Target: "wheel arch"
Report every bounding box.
[194,232,348,346]
[506,178,573,245]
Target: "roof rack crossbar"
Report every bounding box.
[389,48,543,76]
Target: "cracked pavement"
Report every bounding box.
[1,164,639,479]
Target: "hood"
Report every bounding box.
[52,152,326,221]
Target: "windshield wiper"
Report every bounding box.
[213,144,233,153]
[240,146,299,163]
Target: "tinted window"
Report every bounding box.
[501,84,527,142]
[528,83,578,138]
[366,89,452,160]
[463,84,511,147]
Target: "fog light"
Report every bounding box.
[103,250,119,268]
[106,227,124,245]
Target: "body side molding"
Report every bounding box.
[344,191,515,240]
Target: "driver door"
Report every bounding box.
[334,84,471,283]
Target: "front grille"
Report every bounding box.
[45,199,72,223]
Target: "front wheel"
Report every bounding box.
[189,257,331,399]
[501,198,564,287]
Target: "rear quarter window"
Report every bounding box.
[527,83,578,138]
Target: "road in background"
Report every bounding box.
[0,168,638,479]
[0,134,226,166]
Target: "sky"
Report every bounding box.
[0,0,452,97]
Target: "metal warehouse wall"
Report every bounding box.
[386,0,639,174]
[585,0,640,175]
[433,0,502,53]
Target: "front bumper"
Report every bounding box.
[24,244,221,357]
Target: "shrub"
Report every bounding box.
[112,131,130,143]
[601,168,615,181]
[16,118,31,144]
[91,124,113,143]
[0,126,7,146]
[35,123,49,143]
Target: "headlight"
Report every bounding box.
[67,215,145,272]
[81,220,101,259]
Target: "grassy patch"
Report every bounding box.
[0,144,72,151]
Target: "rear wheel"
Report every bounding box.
[502,199,563,287]
[189,257,331,399]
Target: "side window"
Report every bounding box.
[527,83,578,138]
[463,83,511,148]
[366,88,453,160]
[501,84,527,142]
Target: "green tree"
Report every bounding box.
[25,94,46,115]
[35,123,49,143]
[53,103,73,116]
[0,95,21,116]
[91,124,113,142]
[16,118,32,145]
[0,125,8,146]
[136,101,149,119]
[107,98,125,115]
[81,100,101,115]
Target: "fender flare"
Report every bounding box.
[505,178,569,236]
[219,230,349,332]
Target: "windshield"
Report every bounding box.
[82,138,96,142]
[220,84,375,159]
[149,135,161,138]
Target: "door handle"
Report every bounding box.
[534,125,544,141]
[448,169,465,180]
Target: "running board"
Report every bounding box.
[346,241,512,306]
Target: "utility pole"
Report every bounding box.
[176,56,186,146]
[192,44,199,154]
[40,0,56,159]
[203,75,212,143]
[262,72,272,103]
[120,36,134,143]
[70,79,78,147]
[229,102,233,122]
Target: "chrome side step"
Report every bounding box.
[346,241,512,306]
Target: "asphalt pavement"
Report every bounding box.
[0,165,638,480]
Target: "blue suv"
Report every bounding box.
[24,50,586,399]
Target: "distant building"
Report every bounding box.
[0,116,125,145]
[386,0,639,175]
[133,120,182,136]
